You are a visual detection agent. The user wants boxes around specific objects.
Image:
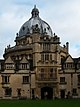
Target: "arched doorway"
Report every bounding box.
[60,90,65,98]
[41,87,53,99]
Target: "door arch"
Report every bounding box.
[60,90,65,98]
[41,87,53,99]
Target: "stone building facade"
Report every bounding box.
[0,6,80,99]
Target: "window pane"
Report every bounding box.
[5,88,12,96]
[43,43,50,51]
[23,76,29,83]
[73,88,77,94]
[60,77,65,82]
[41,69,44,79]
[45,54,49,61]
[2,76,9,83]
[41,54,44,61]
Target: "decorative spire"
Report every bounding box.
[31,5,39,18]
[34,5,36,9]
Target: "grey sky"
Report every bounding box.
[0,0,80,58]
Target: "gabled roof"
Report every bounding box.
[65,55,74,63]
[62,55,80,64]
[62,55,74,63]
[5,56,14,63]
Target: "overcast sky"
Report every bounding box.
[0,0,80,59]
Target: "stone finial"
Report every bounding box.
[16,33,18,37]
[34,5,36,9]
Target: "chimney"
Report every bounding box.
[66,42,69,53]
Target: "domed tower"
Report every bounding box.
[3,6,69,99]
[4,5,55,66]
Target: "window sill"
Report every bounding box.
[22,82,29,84]
[5,95,11,97]
[72,93,78,96]
[59,82,67,85]
[1,82,10,84]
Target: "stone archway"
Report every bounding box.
[41,87,53,99]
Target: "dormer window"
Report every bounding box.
[5,63,14,70]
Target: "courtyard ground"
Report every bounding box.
[0,99,80,107]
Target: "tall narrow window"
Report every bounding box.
[50,54,52,60]
[17,88,21,97]
[49,68,53,78]
[43,43,50,51]
[32,89,35,99]
[41,68,44,79]
[41,54,44,61]
[2,76,9,84]
[45,53,49,61]
[72,88,77,96]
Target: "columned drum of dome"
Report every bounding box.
[19,6,53,37]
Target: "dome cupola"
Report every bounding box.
[19,6,53,37]
[31,5,39,18]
